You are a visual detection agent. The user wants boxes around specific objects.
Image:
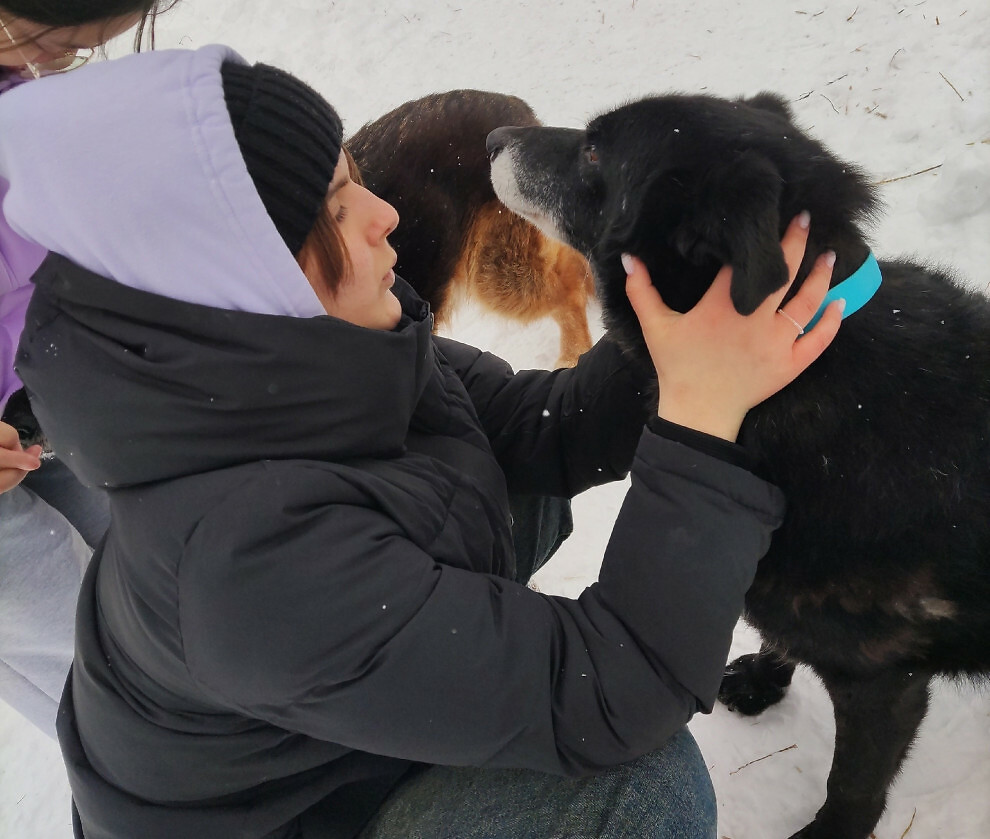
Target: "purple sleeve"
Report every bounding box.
[0,182,47,411]
[1,64,48,411]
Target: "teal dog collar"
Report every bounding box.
[805,252,882,331]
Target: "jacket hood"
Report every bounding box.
[20,257,435,488]
[0,44,326,319]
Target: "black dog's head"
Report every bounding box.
[488,93,878,350]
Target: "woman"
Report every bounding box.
[0,0,176,737]
[0,45,839,838]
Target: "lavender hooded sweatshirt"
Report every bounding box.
[0,45,326,398]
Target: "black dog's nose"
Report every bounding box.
[486,126,514,161]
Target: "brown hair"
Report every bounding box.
[0,0,177,51]
[295,147,363,300]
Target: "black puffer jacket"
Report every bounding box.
[17,255,785,839]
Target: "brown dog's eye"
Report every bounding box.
[584,145,599,164]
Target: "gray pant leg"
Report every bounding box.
[0,483,90,737]
[20,456,110,549]
[358,728,716,839]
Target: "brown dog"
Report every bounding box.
[347,90,594,368]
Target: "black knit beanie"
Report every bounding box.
[220,61,343,257]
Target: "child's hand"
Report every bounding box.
[0,420,42,494]
[625,213,842,442]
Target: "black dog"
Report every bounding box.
[487,93,990,839]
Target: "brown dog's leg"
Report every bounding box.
[790,668,932,839]
[545,241,594,368]
[460,201,593,368]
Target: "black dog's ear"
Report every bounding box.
[741,91,794,121]
[676,149,788,315]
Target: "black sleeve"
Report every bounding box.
[183,432,785,778]
[647,415,758,472]
[434,335,655,497]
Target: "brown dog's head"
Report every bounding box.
[488,92,878,349]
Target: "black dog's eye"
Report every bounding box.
[584,144,599,165]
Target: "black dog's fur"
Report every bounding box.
[488,93,990,839]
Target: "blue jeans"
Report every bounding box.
[357,728,716,839]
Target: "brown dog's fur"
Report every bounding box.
[347,90,594,368]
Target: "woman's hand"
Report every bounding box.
[625,212,842,442]
[0,420,42,494]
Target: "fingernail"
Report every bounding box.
[835,297,846,313]
[797,211,811,229]
[621,253,635,275]
[824,250,836,268]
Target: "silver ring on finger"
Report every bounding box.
[776,308,805,335]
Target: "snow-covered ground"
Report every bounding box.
[2,1,988,837]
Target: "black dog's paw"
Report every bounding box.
[718,652,792,716]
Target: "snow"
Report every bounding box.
[2,1,988,837]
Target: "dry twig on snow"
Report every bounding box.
[899,808,918,838]
[728,743,798,775]
[873,164,942,185]
[939,72,965,102]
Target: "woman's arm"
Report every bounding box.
[435,215,839,496]
[435,334,654,497]
[179,436,783,778]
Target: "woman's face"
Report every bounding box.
[0,11,141,75]
[305,155,403,331]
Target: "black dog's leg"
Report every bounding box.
[719,643,796,715]
[790,668,932,839]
